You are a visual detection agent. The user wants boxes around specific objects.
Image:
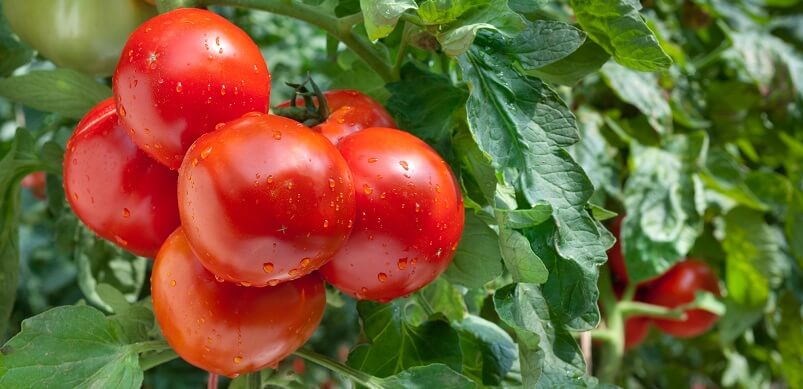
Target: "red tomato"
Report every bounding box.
[624,316,650,349]
[63,98,179,257]
[152,228,326,377]
[21,172,46,199]
[114,8,270,169]
[320,128,464,302]
[607,216,629,284]
[178,112,355,286]
[642,259,721,338]
[277,90,396,145]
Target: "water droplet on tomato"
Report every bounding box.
[122,208,130,218]
[268,279,279,286]
[273,130,282,140]
[118,105,127,117]
[360,287,368,294]
[415,202,421,213]
[399,160,409,170]
[363,184,373,195]
[220,84,227,95]
[215,36,221,46]
[263,262,274,273]
[377,273,388,282]
[114,235,128,246]
[286,181,294,190]
[200,146,213,159]
[368,157,378,163]
[267,175,274,183]
[145,27,152,33]
[175,82,183,93]
[239,281,252,287]
[170,279,176,287]
[435,184,441,193]
[233,356,243,364]
[380,192,386,199]
[323,219,329,228]
[347,219,353,228]
[253,64,259,73]
[214,274,225,283]
[300,258,311,267]
[288,268,300,277]
[397,258,408,270]
[192,158,199,167]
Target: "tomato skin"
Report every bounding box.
[3,0,156,76]
[63,98,179,257]
[625,316,650,349]
[114,8,270,169]
[642,259,721,338]
[320,128,464,302]
[21,172,46,199]
[178,113,355,286]
[277,90,396,145]
[152,229,326,377]
[607,216,630,284]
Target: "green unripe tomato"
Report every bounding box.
[3,0,157,76]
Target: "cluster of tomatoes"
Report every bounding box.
[606,217,721,349]
[62,8,464,377]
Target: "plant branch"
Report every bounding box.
[293,348,379,388]
[192,0,394,81]
[139,349,179,371]
[619,301,687,320]
[596,267,624,384]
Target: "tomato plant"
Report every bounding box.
[178,112,355,286]
[63,98,179,258]
[2,0,156,76]
[114,8,270,169]
[1,0,802,388]
[152,228,326,377]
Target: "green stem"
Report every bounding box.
[391,22,412,80]
[195,0,394,81]
[293,348,379,388]
[131,340,173,354]
[415,293,435,317]
[597,267,624,384]
[590,329,615,343]
[244,371,261,389]
[619,301,686,320]
[139,349,179,371]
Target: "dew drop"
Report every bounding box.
[215,36,221,46]
[368,157,378,163]
[145,27,152,33]
[122,208,131,218]
[170,280,177,287]
[273,130,282,140]
[399,160,409,170]
[118,105,127,117]
[328,178,336,191]
[175,82,183,93]
[233,356,243,364]
[253,64,259,74]
[363,184,373,195]
[268,279,279,286]
[300,258,311,267]
[239,281,252,287]
[347,219,353,228]
[288,268,299,277]
[360,287,368,294]
[435,184,441,193]
[220,84,227,95]
[323,219,329,228]
[200,146,213,159]
[214,274,225,283]
[192,158,199,167]
[397,258,408,270]
[263,262,274,273]
[377,273,388,282]
[380,192,386,199]
[286,181,294,190]
[215,122,225,130]
[114,235,128,246]
[267,175,274,183]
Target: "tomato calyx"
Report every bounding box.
[272,75,330,127]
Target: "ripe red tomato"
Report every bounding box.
[642,259,721,338]
[152,228,326,377]
[114,8,270,169]
[277,90,396,145]
[625,316,650,349]
[63,98,179,257]
[21,172,46,199]
[319,128,464,302]
[178,113,355,286]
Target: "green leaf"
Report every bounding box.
[497,219,549,285]
[348,301,462,376]
[568,108,621,201]
[527,39,610,85]
[787,190,803,267]
[360,0,417,41]
[458,32,611,324]
[0,70,112,119]
[74,227,148,312]
[0,9,32,78]
[570,0,672,71]
[601,62,672,134]
[418,0,524,56]
[499,20,587,70]
[455,315,516,385]
[444,211,503,288]
[453,126,497,205]
[718,298,765,343]
[622,132,708,282]
[722,207,790,307]
[493,283,596,388]
[727,29,803,101]
[420,278,467,322]
[372,364,478,388]
[0,129,44,336]
[386,64,468,141]
[700,148,766,211]
[776,293,803,387]
[496,201,553,229]
[0,305,143,388]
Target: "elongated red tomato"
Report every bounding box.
[152,229,326,377]
[114,8,270,169]
[642,259,721,338]
[625,317,650,349]
[178,113,355,286]
[63,98,179,257]
[320,128,464,302]
[277,90,396,144]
